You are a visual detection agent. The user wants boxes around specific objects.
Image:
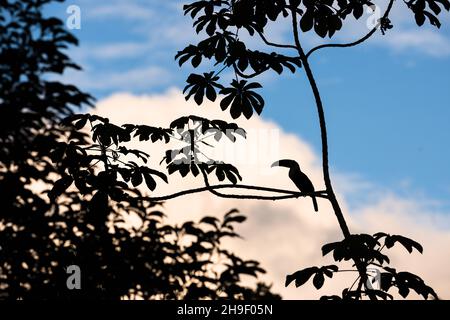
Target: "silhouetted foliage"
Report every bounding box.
[286,233,437,300]
[2,0,448,301]
[0,0,280,300]
[176,0,449,299]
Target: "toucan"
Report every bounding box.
[271,159,318,212]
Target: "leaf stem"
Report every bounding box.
[306,0,396,59]
[139,183,327,202]
[290,6,350,238]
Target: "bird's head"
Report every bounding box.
[271,159,300,170]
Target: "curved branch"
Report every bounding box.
[306,0,396,59]
[306,27,378,59]
[199,167,314,201]
[290,5,373,297]
[256,29,297,50]
[233,63,269,79]
[139,178,327,203]
[214,65,228,78]
[290,7,350,238]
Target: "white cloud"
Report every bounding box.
[333,3,450,57]
[85,2,154,21]
[380,29,450,57]
[282,1,450,58]
[83,42,149,60]
[66,66,171,91]
[66,1,450,95]
[93,89,450,299]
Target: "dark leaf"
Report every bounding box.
[313,272,325,289]
[48,175,73,200]
[285,267,319,288]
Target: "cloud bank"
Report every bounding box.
[93,89,450,299]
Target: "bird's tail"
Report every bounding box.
[312,196,318,212]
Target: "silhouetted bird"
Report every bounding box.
[271,159,318,212]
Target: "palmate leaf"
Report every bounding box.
[374,232,423,254]
[193,8,231,36]
[117,146,150,163]
[122,124,172,143]
[166,156,203,178]
[384,268,438,299]
[246,50,302,74]
[299,0,345,38]
[141,167,168,191]
[285,265,338,289]
[183,0,229,19]
[228,0,289,34]
[206,119,247,142]
[285,267,314,288]
[123,163,168,191]
[230,0,262,35]
[169,116,246,144]
[407,0,450,28]
[203,162,242,184]
[175,44,203,67]
[220,80,265,119]
[387,235,423,253]
[92,122,131,146]
[199,31,236,61]
[226,43,302,78]
[225,40,250,70]
[170,115,208,130]
[254,0,288,23]
[313,272,325,289]
[322,234,390,265]
[183,72,224,105]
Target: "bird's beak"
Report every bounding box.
[271,159,297,168]
[271,161,280,168]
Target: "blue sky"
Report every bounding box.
[47,0,450,210]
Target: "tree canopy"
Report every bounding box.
[1,0,448,300]
[0,0,279,300]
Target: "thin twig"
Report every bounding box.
[290,4,375,299]
[256,29,297,50]
[290,5,350,237]
[139,179,327,203]
[306,0,396,59]
[233,63,269,79]
[199,166,302,201]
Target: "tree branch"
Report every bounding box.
[200,168,298,201]
[233,63,269,79]
[306,0,396,59]
[290,6,351,238]
[256,29,297,50]
[290,5,374,298]
[139,179,327,202]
